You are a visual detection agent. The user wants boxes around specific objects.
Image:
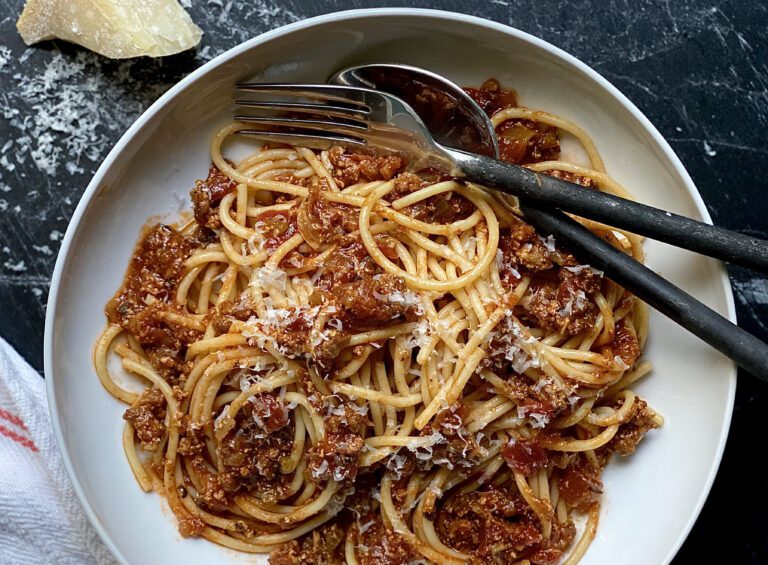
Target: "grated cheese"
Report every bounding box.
[312,459,329,479]
[405,319,431,350]
[613,355,630,370]
[250,265,288,291]
[564,264,604,277]
[529,412,550,429]
[213,406,230,429]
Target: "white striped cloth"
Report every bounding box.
[0,336,115,565]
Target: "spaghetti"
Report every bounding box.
[95,78,662,564]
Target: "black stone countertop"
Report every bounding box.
[0,1,766,563]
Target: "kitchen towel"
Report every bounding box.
[0,336,115,564]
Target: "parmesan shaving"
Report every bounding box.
[17,0,203,59]
[251,265,288,291]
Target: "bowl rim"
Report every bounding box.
[44,8,736,565]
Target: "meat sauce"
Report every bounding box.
[466,78,560,165]
[111,75,657,564]
[435,486,576,564]
[253,208,299,253]
[501,438,549,476]
[387,172,476,224]
[123,388,166,450]
[270,522,347,564]
[327,146,403,188]
[307,406,366,484]
[107,224,209,386]
[190,163,238,229]
[354,517,421,564]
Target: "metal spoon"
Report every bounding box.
[330,63,768,379]
[333,64,768,275]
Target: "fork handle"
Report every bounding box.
[449,149,768,274]
[519,204,768,380]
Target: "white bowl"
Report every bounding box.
[45,8,736,565]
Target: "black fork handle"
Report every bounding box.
[520,204,766,380]
[451,149,768,274]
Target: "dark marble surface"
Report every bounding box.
[1,0,766,562]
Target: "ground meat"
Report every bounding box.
[327,147,403,188]
[124,301,202,349]
[437,487,542,562]
[190,162,238,229]
[497,223,553,275]
[186,456,235,512]
[386,171,424,201]
[144,346,193,385]
[420,405,481,471]
[177,512,206,538]
[433,402,468,434]
[297,178,358,246]
[215,415,296,505]
[272,172,311,187]
[250,392,290,434]
[611,320,641,367]
[424,431,480,471]
[495,375,569,422]
[123,388,166,450]
[386,172,475,224]
[106,224,204,350]
[262,307,317,359]
[514,262,603,337]
[344,473,379,518]
[602,398,658,457]
[407,191,476,224]
[517,276,599,337]
[335,273,414,326]
[557,265,603,300]
[465,78,520,117]
[386,170,454,202]
[177,419,206,457]
[310,329,349,375]
[355,516,420,565]
[270,522,346,564]
[496,119,560,165]
[557,455,603,512]
[501,438,549,476]
[107,225,197,314]
[250,305,347,374]
[208,296,259,334]
[315,235,375,289]
[253,208,299,253]
[307,406,365,484]
[543,168,597,189]
[523,520,577,565]
[179,393,294,512]
[466,79,561,165]
[313,235,418,331]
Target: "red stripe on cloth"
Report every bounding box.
[0,423,38,452]
[0,408,28,431]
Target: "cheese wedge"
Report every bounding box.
[17,0,203,59]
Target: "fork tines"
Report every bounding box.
[235,83,372,149]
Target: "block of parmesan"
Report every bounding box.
[17,0,203,59]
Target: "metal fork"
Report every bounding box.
[236,84,458,172]
[235,83,768,276]
[234,82,768,379]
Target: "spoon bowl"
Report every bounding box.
[332,63,499,158]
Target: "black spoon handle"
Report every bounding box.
[520,204,767,380]
[451,150,768,274]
